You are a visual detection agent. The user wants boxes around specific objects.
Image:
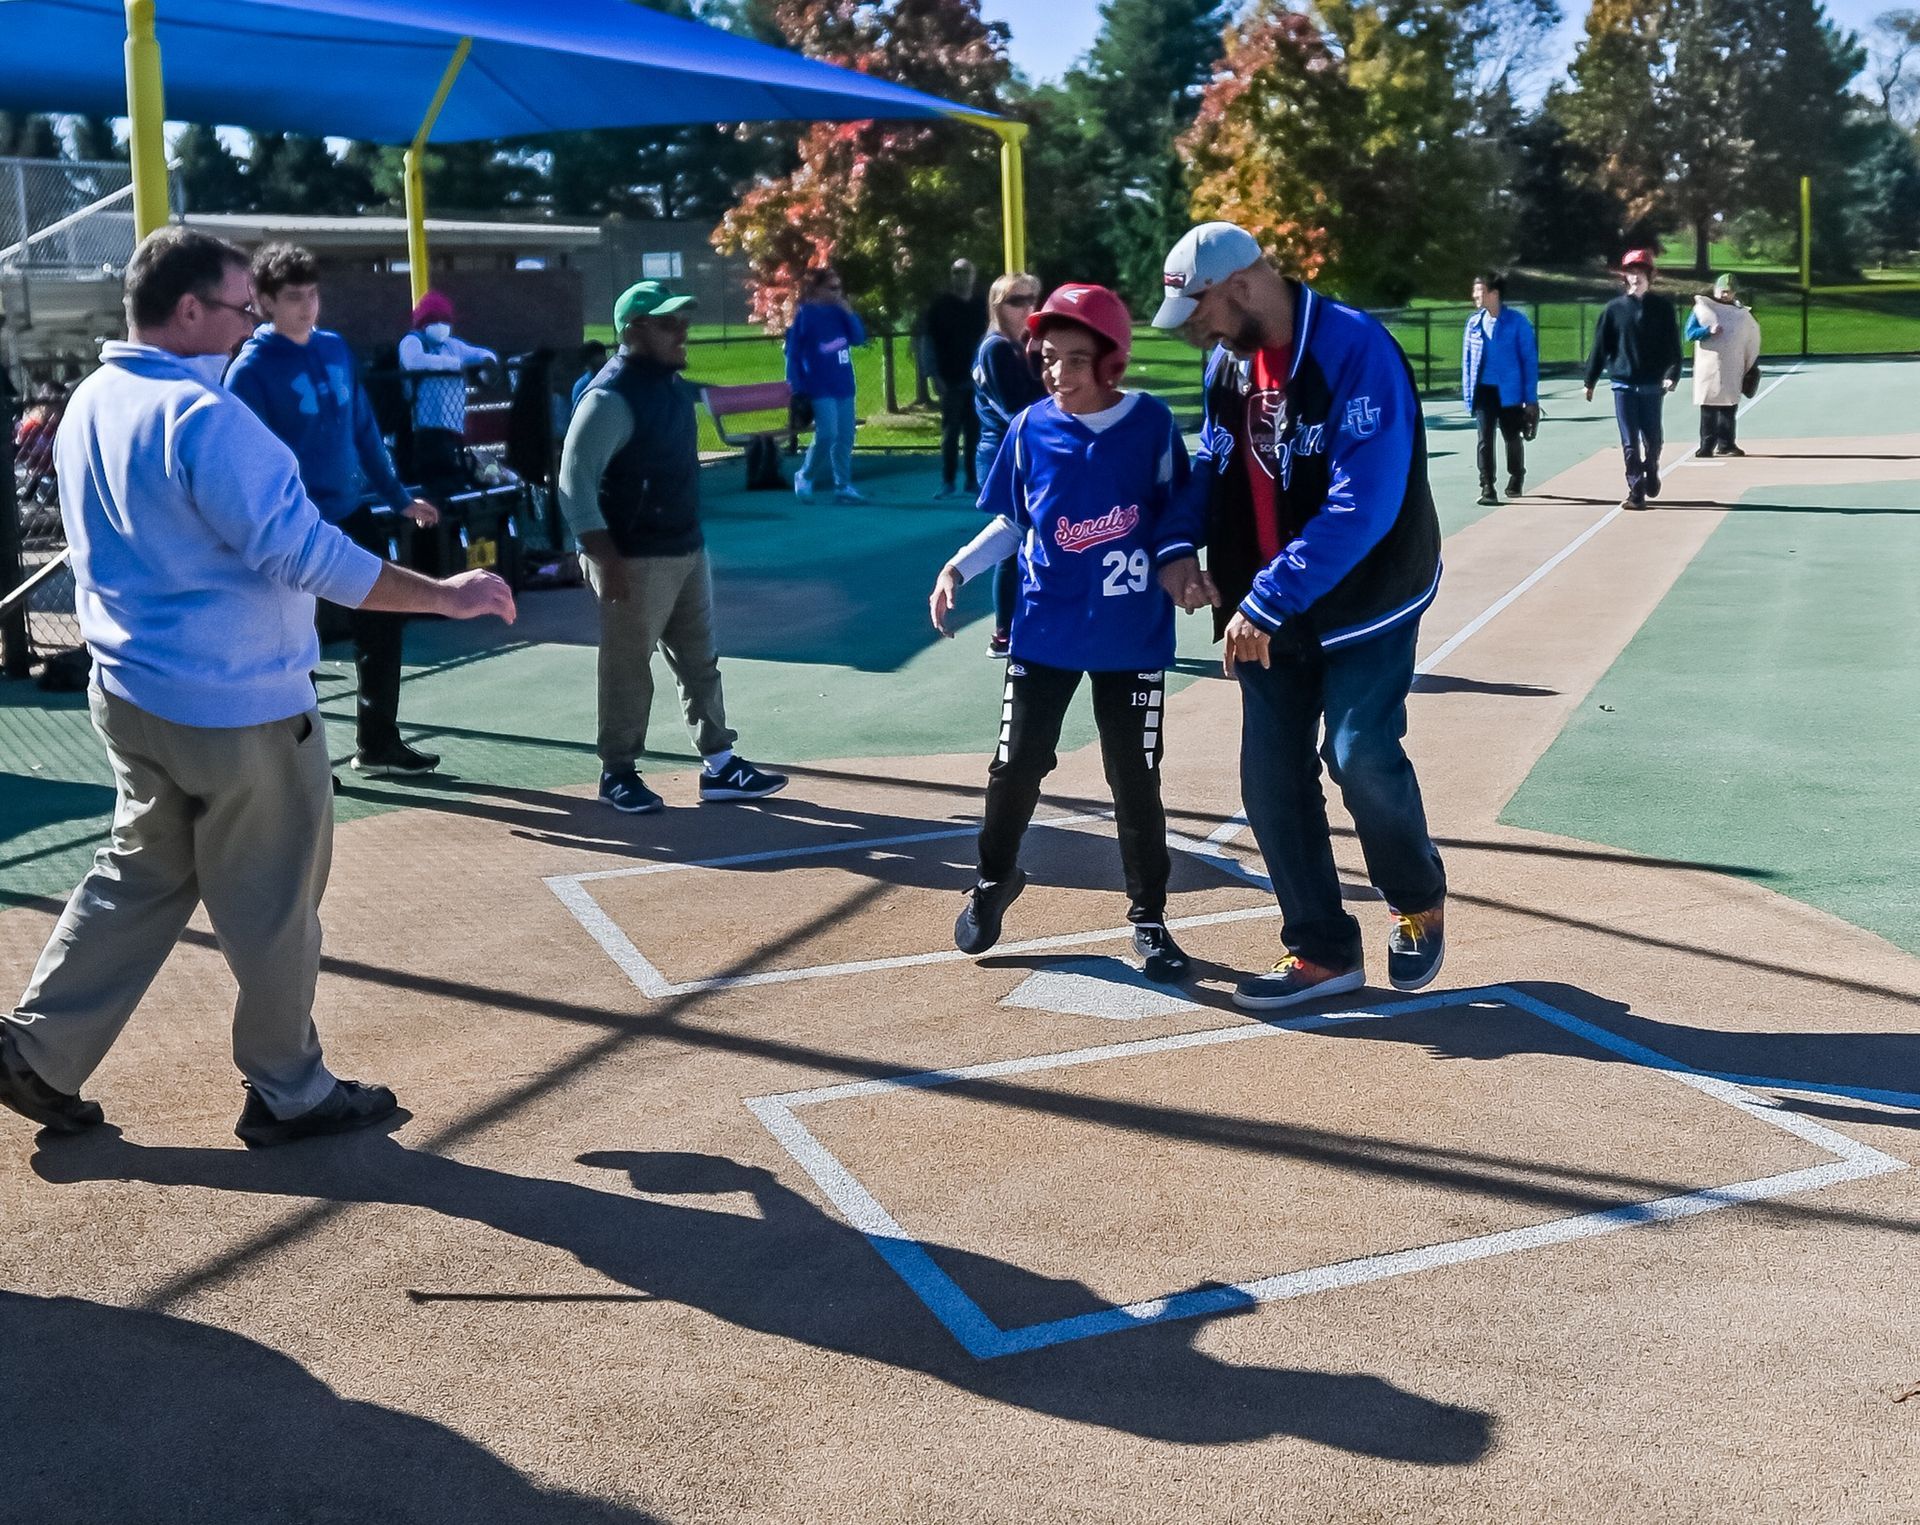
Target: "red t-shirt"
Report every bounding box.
[1237,345,1292,563]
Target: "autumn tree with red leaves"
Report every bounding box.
[714,0,1012,344]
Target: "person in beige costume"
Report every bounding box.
[1687,274,1762,457]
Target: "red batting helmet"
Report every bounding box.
[1027,283,1132,365]
[1617,248,1657,273]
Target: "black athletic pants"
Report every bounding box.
[1472,384,1526,490]
[320,509,407,754]
[977,659,1169,922]
[1700,405,1737,453]
[939,380,981,491]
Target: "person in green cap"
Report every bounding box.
[557,279,788,814]
[1685,273,1760,458]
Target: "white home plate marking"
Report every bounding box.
[1000,959,1205,1022]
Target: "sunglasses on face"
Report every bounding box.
[1001,293,1038,308]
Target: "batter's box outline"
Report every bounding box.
[544,811,1276,1000]
[743,984,1909,1359]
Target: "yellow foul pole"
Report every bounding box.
[951,114,1028,275]
[405,37,473,307]
[124,0,170,239]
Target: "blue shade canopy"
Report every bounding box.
[0,0,987,141]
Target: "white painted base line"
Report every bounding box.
[744,983,1907,1360]
[545,810,1275,1000]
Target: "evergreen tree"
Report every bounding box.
[1850,113,1920,266]
[249,133,374,215]
[174,124,251,213]
[68,116,124,162]
[0,114,62,159]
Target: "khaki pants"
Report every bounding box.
[586,550,736,770]
[5,688,338,1117]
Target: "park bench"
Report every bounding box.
[700,380,801,488]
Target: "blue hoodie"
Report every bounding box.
[57,342,382,728]
[784,302,865,400]
[226,325,410,523]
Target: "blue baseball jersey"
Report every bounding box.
[978,393,1200,674]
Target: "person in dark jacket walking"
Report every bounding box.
[227,243,444,779]
[923,258,989,499]
[969,270,1045,657]
[558,280,788,814]
[1583,249,1683,510]
[1153,223,1448,1011]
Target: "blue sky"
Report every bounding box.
[987,0,1894,89]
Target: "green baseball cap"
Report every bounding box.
[614,279,697,327]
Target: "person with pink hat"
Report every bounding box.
[398,289,497,498]
[1582,249,1683,510]
[926,282,1204,983]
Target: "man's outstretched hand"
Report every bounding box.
[1158,556,1221,612]
[439,569,516,624]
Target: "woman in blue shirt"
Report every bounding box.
[970,271,1045,657]
[784,267,867,503]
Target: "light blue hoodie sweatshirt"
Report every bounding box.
[56,342,384,728]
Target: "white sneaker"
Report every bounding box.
[794,475,814,499]
[833,486,867,503]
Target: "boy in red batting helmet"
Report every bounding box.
[928,284,1206,982]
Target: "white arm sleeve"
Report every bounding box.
[950,515,1022,583]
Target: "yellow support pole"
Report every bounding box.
[124,0,170,239]
[1800,175,1812,291]
[405,37,472,306]
[950,114,1029,275]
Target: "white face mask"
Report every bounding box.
[422,322,452,343]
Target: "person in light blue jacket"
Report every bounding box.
[783,266,866,502]
[1460,271,1539,506]
[0,229,514,1150]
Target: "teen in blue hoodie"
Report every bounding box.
[227,244,443,778]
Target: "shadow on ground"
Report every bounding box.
[0,1288,658,1523]
[31,1134,1494,1464]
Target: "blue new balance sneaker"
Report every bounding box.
[600,769,664,814]
[698,757,788,802]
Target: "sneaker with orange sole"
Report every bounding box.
[1232,954,1365,1012]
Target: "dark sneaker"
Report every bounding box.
[235,1078,398,1149]
[1505,475,1524,498]
[699,757,789,802]
[1622,492,1646,511]
[954,869,1026,955]
[1387,904,1446,991]
[1644,472,1662,499]
[600,770,664,814]
[351,740,439,777]
[1476,485,1499,506]
[986,629,1011,659]
[1719,444,1745,457]
[1132,923,1191,984]
[1694,446,1715,458]
[0,1027,104,1135]
[1233,955,1364,1013]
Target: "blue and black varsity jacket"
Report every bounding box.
[1194,281,1442,652]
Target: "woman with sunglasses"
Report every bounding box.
[969,272,1045,658]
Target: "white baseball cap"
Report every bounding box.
[1152,222,1264,329]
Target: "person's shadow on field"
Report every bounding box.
[35,1134,1493,1464]
[0,1287,658,1524]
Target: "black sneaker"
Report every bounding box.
[986,629,1011,659]
[600,769,664,814]
[699,757,788,802]
[1644,472,1662,499]
[1476,485,1499,506]
[0,1026,104,1135]
[1719,444,1745,457]
[1622,492,1647,511]
[1132,923,1191,983]
[1505,475,1524,498]
[235,1078,398,1149]
[1694,446,1714,458]
[1232,955,1364,1012]
[954,869,1026,955]
[351,740,439,777]
[1386,904,1446,992]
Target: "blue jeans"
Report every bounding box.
[801,392,856,491]
[1237,622,1446,968]
[1612,384,1665,497]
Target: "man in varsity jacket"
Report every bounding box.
[1153,223,1448,1011]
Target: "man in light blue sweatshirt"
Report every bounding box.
[0,228,516,1149]
[227,242,443,777]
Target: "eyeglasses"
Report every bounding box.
[203,297,262,321]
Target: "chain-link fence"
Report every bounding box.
[2,368,83,681]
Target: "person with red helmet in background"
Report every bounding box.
[927,283,1205,982]
[1583,249,1683,510]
